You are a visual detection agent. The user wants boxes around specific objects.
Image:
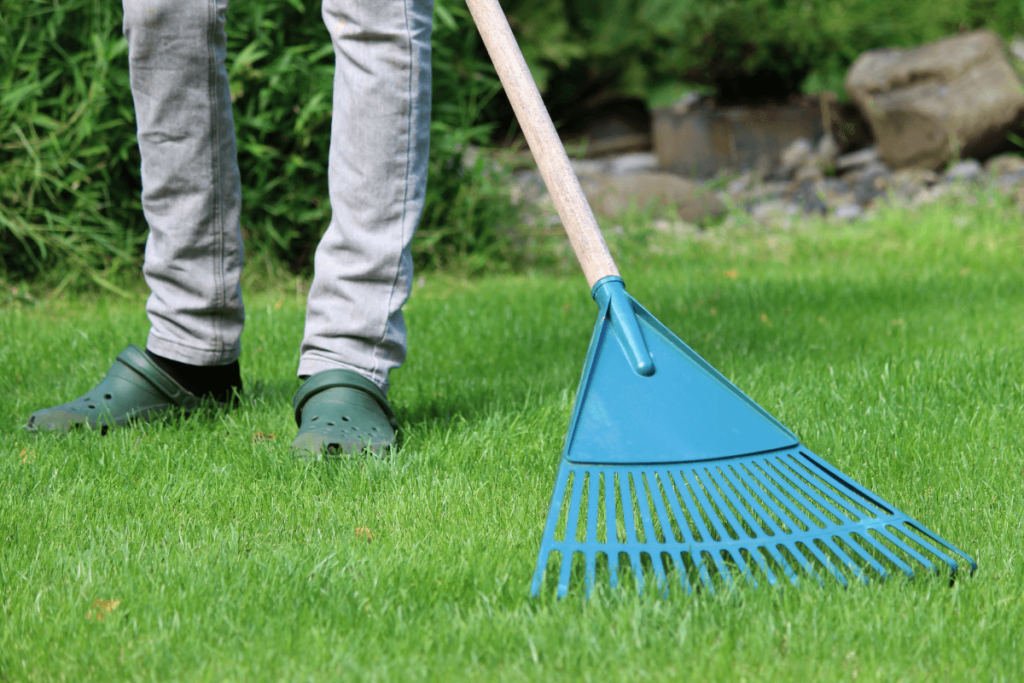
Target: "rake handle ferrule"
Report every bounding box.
[465,0,620,288]
[592,277,655,377]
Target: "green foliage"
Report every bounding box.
[0,1,142,293]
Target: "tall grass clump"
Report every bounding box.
[0,1,143,293]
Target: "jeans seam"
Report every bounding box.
[208,0,226,356]
[368,0,416,383]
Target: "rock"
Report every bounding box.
[794,162,825,184]
[984,153,1024,177]
[816,134,841,167]
[892,167,940,197]
[582,171,725,223]
[820,178,856,208]
[995,170,1024,193]
[750,200,798,225]
[726,172,753,197]
[835,146,880,173]
[608,152,660,176]
[1011,37,1024,64]
[847,162,893,205]
[746,180,793,202]
[569,158,609,177]
[845,30,1024,171]
[833,204,864,220]
[791,180,827,215]
[779,137,815,178]
[943,159,984,183]
[652,99,823,179]
[509,168,547,206]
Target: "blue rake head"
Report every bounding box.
[531,277,976,598]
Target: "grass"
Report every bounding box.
[2,189,1023,681]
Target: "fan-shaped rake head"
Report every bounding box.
[529,278,975,598]
[531,446,976,598]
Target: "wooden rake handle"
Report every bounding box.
[465,0,619,289]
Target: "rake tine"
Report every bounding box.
[676,552,695,594]
[779,454,866,522]
[730,549,759,588]
[800,541,848,588]
[604,471,619,548]
[618,473,639,546]
[531,463,571,597]
[564,471,586,548]
[732,464,793,536]
[649,471,680,543]
[530,551,550,597]
[630,552,646,594]
[746,469,837,585]
[683,469,734,542]
[762,458,834,529]
[659,470,694,543]
[557,551,574,599]
[822,537,870,584]
[877,527,938,574]
[702,467,754,541]
[799,452,894,516]
[748,460,820,533]
[751,546,780,586]
[608,551,620,591]
[839,533,890,580]
[587,470,600,545]
[765,544,801,586]
[582,474,600,597]
[584,551,597,598]
[713,466,770,540]
[725,549,758,588]
[854,532,915,578]
[714,552,737,590]
[603,473,621,591]
[695,552,716,593]
[650,552,669,596]
[781,542,822,583]
[899,523,969,574]
[668,470,713,543]
[633,472,660,545]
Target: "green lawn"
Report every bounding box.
[2,192,1023,681]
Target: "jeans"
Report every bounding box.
[123,0,433,393]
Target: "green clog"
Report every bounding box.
[291,369,398,458]
[24,344,207,434]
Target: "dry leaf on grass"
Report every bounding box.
[354,527,374,543]
[87,599,121,621]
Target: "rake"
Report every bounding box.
[465,0,977,597]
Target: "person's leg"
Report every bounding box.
[299,0,433,393]
[291,0,432,456]
[24,0,243,433]
[128,0,246,368]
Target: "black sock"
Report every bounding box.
[145,349,243,403]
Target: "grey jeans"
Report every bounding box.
[123,0,432,393]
